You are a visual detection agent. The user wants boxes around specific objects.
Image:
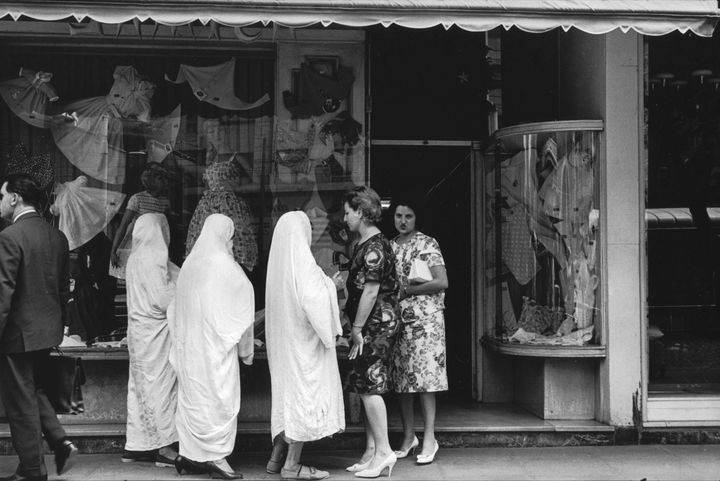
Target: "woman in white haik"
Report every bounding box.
[169,214,254,480]
[123,213,180,466]
[265,211,345,481]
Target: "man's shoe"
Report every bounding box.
[55,440,78,475]
[0,473,48,481]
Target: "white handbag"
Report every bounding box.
[408,258,433,284]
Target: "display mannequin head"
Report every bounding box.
[141,162,168,196]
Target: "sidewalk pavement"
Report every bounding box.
[1,445,719,481]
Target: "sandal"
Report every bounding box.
[280,465,330,480]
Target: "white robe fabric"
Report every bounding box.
[125,213,179,451]
[169,213,255,462]
[52,176,125,251]
[266,211,344,442]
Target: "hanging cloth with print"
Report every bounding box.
[165,58,270,111]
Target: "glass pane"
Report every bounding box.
[483,123,601,346]
[646,33,720,394]
[0,47,364,345]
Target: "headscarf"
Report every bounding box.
[266,211,341,349]
[178,213,254,354]
[126,213,176,317]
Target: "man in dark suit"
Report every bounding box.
[0,173,78,481]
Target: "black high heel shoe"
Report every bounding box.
[205,460,244,479]
[174,455,206,475]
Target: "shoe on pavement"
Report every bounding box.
[55,440,78,475]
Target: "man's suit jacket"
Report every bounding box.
[0,212,69,353]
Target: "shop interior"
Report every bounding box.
[646,31,720,396]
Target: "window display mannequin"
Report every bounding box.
[185,154,258,272]
[109,163,171,279]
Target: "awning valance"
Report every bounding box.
[2,0,719,37]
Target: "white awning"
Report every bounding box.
[1,0,719,37]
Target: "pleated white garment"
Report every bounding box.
[53,176,125,251]
[266,211,344,442]
[169,214,255,462]
[125,213,179,451]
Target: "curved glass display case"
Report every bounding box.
[482,120,603,348]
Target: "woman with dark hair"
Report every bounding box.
[389,195,448,466]
[342,186,399,478]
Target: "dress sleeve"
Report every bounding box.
[362,240,386,283]
[420,236,445,268]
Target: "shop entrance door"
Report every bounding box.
[369,144,475,400]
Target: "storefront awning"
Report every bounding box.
[1,0,719,37]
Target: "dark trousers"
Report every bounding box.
[0,350,66,477]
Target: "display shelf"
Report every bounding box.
[183,181,355,196]
[53,345,352,361]
[481,337,606,358]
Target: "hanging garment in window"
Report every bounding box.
[165,58,270,111]
[0,67,59,128]
[51,176,126,251]
[51,66,156,185]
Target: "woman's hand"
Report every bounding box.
[331,271,345,290]
[348,326,364,359]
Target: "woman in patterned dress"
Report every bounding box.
[342,186,400,478]
[390,196,448,465]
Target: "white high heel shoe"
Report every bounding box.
[393,436,419,459]
[355,453,397,478]
[416,441,439,465]
[346,458,373,472]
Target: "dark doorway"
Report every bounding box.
[367,25,489,398]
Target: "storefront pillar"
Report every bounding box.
[559,30,644,426]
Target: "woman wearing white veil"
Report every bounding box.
[265,211,344,480]
[124,213,179,465]
[169,214,254,480]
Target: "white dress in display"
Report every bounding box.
[265,211,344,442]
[125,214,179,452]
[52,176,125,251]
[0,67,59,128]
[51,66,155,185]
[169,214,255,462]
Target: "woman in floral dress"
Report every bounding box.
[390,195,448,466]
[343,186,400,478]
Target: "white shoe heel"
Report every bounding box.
[393,436,419,459]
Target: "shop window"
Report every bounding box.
[646,33,720,394]
[0,44,365,347]
[482,121,603,348]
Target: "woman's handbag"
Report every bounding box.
[40,351,86,415]
[408,258,433,284]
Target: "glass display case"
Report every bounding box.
[482,120,603,347]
